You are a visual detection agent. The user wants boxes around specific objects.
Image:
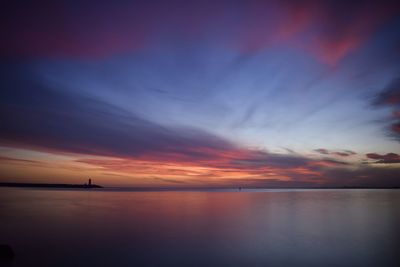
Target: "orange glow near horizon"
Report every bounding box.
[0,146,362,188]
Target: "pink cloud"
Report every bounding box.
[2,1,398,63]
[303,1,399,65]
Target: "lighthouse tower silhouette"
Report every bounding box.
[88,179,92,186]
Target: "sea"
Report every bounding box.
[1,188,399,267]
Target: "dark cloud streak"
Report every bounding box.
[314,148,356,157]
[372,76,400,141]
[366,153,400,164]
[0,63,234,159]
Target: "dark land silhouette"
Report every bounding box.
[0,179,102,189]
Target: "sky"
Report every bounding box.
[1,0,400,188]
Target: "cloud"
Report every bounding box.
[392,122,400,134]
[344,150,357,155]
[314,148,329,154]
[225,162,400,188]
[314,148,356,157]
[227,150,311,169]
[366,153,400,164]
[153,177,186,184]
[0,156,40,165]
[1,0,398,65]
[372,76,400,140]
[304,0,400,65]
[0,63,234,159]
[1,63,332,180]
[321,165,400,188]
[373,77,400,106]
[225,164,400,188]
[308,159,349,169]
[76,155,400,188]
[2,61,399,188]
[332,152,354,157]
[2,63,362,185]
[75,148,353,188]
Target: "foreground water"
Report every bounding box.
[0,188,399,267]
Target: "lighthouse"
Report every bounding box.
[88,178,92,186]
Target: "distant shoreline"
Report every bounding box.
[0,182,102,189]
[0,183,398,191]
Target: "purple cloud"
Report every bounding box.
[366,153,400,164]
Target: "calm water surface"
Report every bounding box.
[0,188,399,267]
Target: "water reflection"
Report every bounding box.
[1,188,399,266]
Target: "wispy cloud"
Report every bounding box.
[314,148,356,157]
[0,64,233,159]
[1,1,400,188]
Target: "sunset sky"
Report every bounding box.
[1,0,400,187]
